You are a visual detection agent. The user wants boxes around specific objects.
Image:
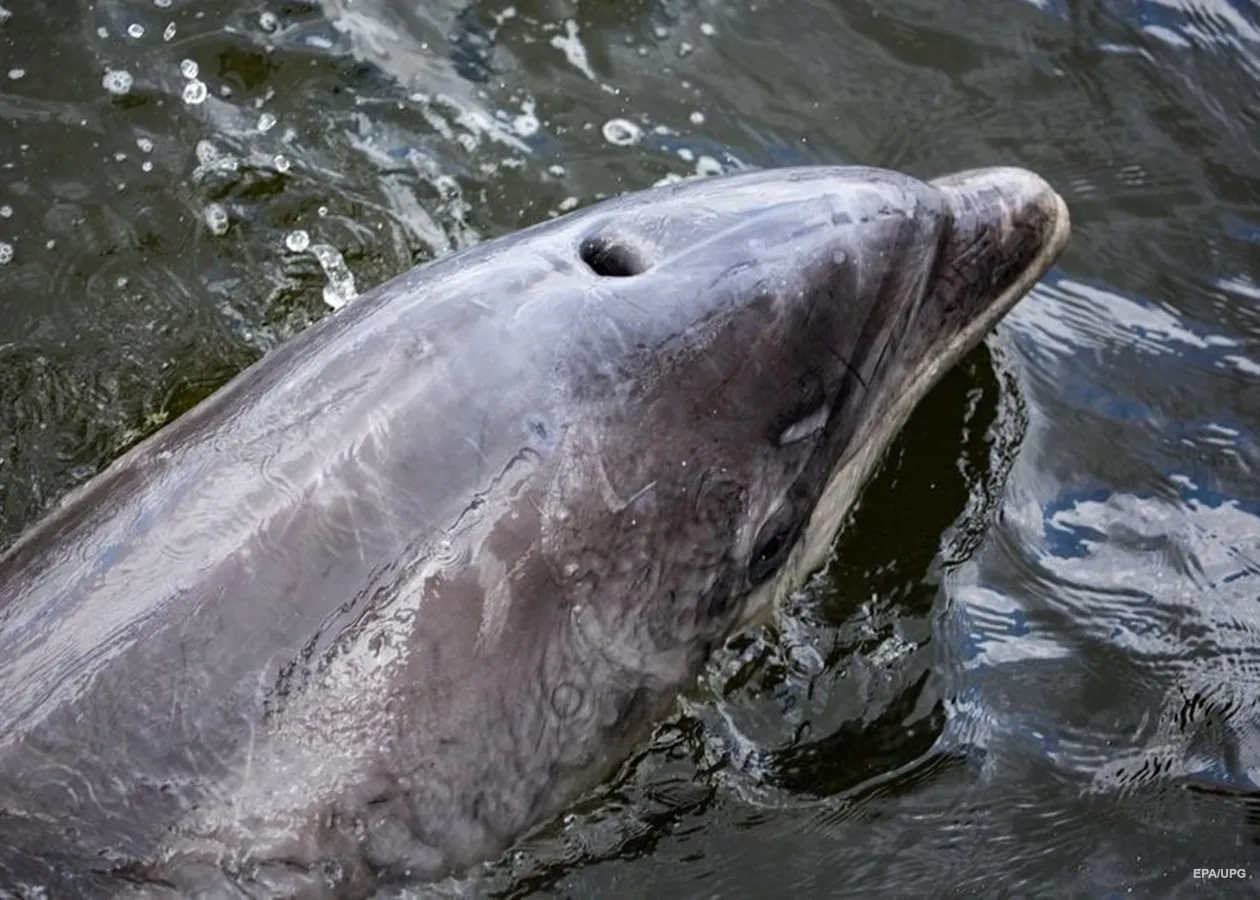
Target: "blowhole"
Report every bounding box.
[579,235,647,277]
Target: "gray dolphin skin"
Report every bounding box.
[0,165,1069,898]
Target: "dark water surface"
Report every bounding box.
[2,0,1260,896]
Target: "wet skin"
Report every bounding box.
[0,165,1069,898]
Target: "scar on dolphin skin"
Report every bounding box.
[0,165,1069,897]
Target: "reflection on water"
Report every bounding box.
[3,0,1260,895]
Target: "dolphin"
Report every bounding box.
[0,165,1069,898]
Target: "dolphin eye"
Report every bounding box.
[579,235,646,277]
[749,506,801,586]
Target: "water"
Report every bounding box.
[2,0,1259,896]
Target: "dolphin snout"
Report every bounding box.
[931,166,1071,268]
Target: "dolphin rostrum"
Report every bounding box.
[0,165,1069,898]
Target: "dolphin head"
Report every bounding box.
[535,166,1068,675]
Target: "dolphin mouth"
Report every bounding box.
[740,166,1071,632]
[929,166,1072,336]
[911,166,1070,410]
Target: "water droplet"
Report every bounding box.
[285,230,310,253]
[678,41,694,57]
[204,203,229,236]
[7,68,23,80]
[127,23,144,38]
[195,140,221,166]
[257,112,276,133]
[700,22,716,36]
[274,154,290,172]
[137,137,153,152]
[163,22,176,41]
[102,69,133,95]
[154,0,172,7]
[0,205,10,218]
[512,113,539,138]
[259,11,278,32]
[180,59,199,79]
[689,110,705,125]
[182,79,207,105]
[0,242,12,265]
[141,160,153,172]
[695,155,723,177]
[601,117,641,147]
[311,243,358,310]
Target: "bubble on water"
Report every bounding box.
[183,79,207,105]
[114,152,128,162]
[259,11,278,32]
[547,164,565,177]
[317,206,328,217]
[102,70,133,95]
[137,137,153,152]
[311,243,358,310]
[0,242,12,265]
[257,112,276,133]
[274,154,290,172]
[653,24,668,38]
[677,147,695,162]
[285,230,310,253]
[115,276,129,289]
[141,160,153,172]
[128,23,145,38]
[163,22,176,41]
[601,118,641,147]
[180,59,199,79]
[689,110,705,125]
[0,6,10,26]
[204,203,229,236]
[154,0,172,7]
[0,205,10,218]
[700,22,716,36]
[678,41,694,57]
[7,68,23,80]
[557,196,579,212]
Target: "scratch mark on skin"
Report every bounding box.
[593,451,656,514]
[623,480,657,509]
[463,436,492,471]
